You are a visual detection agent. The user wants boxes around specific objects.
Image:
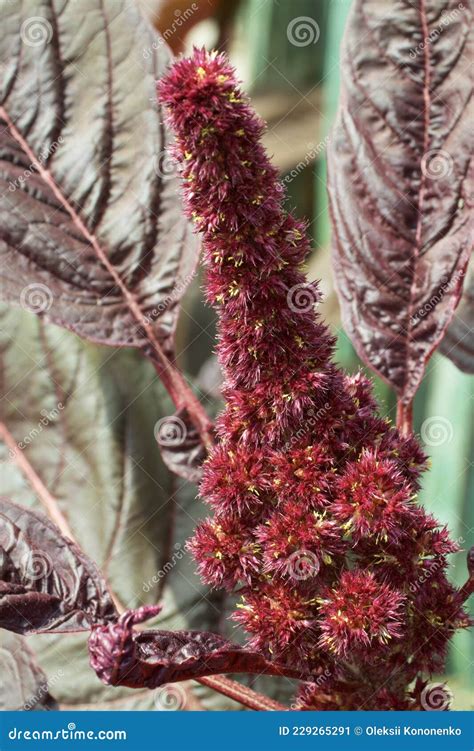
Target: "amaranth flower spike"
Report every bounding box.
[158,48,471,711]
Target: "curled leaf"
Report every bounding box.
[155,409,208,482]
[0,498,117,634]
[89,608,310,688]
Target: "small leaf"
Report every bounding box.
[0,0,198,357]
[89,610,308,689]
[132,629,306,684]
[0,498,117,634]
[155,409,208,483]
[327,0,473,405]
[0,630,58,710]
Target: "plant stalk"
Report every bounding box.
[196,675,287,711]
[396,399,414,435]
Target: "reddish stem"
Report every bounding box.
[196,675,287,711]
[0,421,75,541]
[147,351,214,449]
[396,399,413,435]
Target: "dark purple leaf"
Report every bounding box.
[0,498,117,634]
[0,0,198,359]
[155,409,208,483]
[327,0,473,406]
[89,608,309,688]
[439,259,474,372]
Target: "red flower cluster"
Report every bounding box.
[159,49,470,710]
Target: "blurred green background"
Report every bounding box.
[142,0,473,707]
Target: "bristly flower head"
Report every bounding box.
[317,570,405,657]
[158,48,470,711]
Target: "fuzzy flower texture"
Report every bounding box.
[159,49,470,711]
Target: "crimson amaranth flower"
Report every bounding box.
[317,570,405,657]
[159,48,470,711]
